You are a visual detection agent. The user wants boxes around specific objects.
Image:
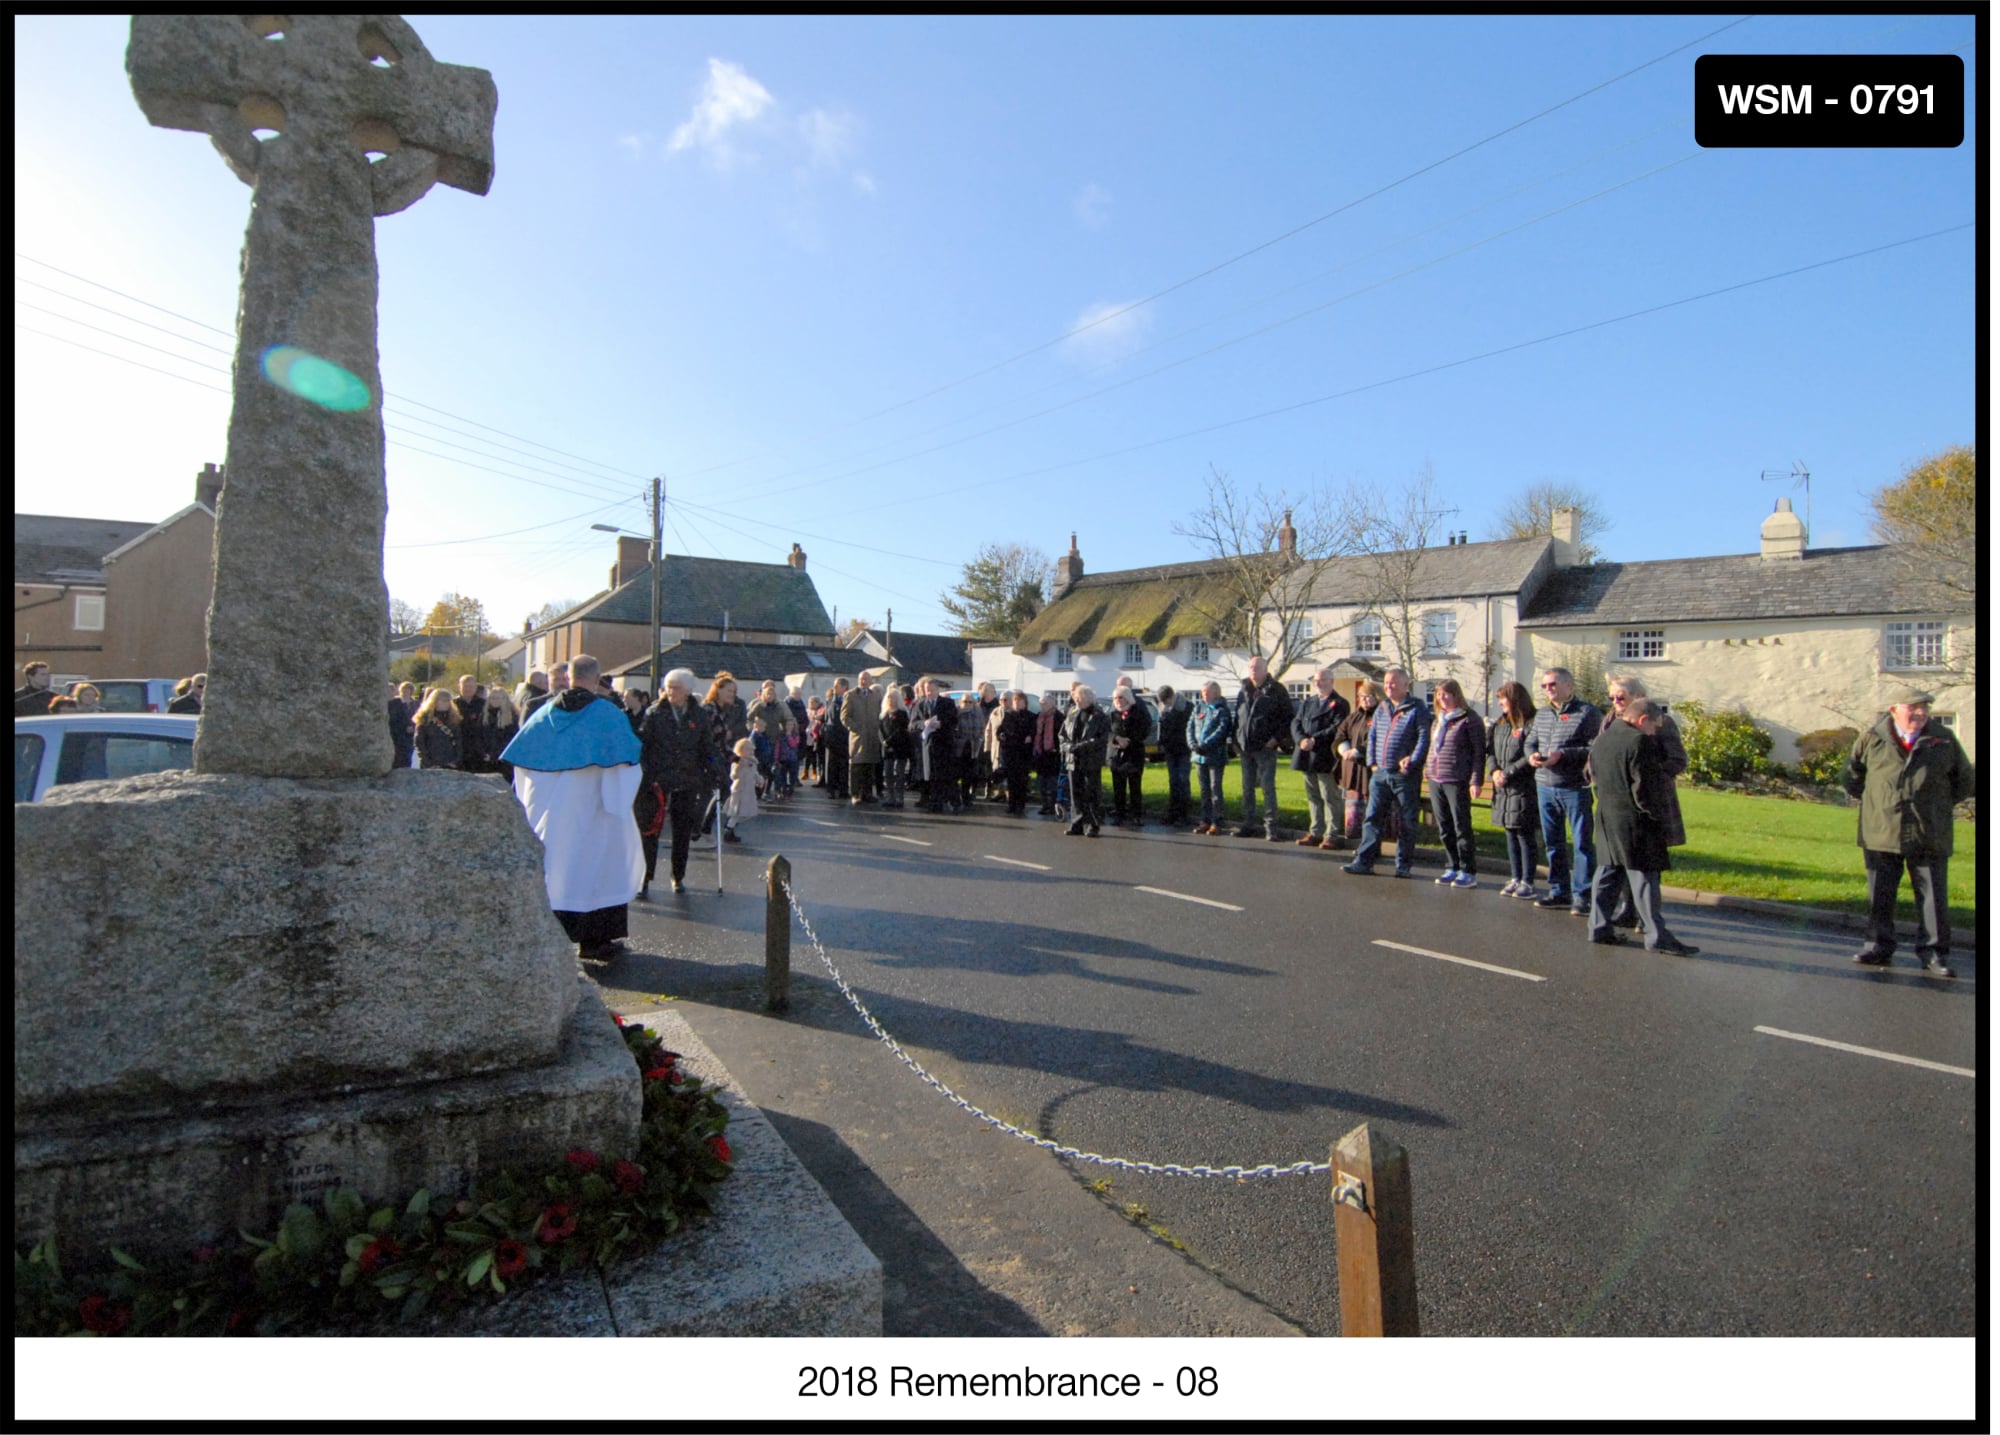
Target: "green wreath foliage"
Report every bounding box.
[14,1016,731,1336]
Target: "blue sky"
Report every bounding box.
[13,12,1982,646]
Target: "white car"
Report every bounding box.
[14,713,198,802]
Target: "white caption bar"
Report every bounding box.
[1371,939,1546,983]
[1133,885,1243,912]
[986,854,1051,871]
[1754,1025,1974,1078]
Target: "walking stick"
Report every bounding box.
[713,785,725,894]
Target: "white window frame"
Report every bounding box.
[1884,620,1947,671]
[1285,679,1310,702]
[1616,628,1667,662]
[777,633,806,647]
[1352,615,1383,655]
[74,593,106,632]
[1421,609,1458,656]
[1120,639,1143,668]
[1052,642,1074,671]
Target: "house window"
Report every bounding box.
[74,594,105,632]
[1284,617,1314,652]
[1052,643,1073,671]
[1885,620,1947,670]
[1352,615,1383,655]
[1421,610,1458,656]
[777,633,806,647]
[658,626,688,645]
[1286,680,1310,702]
[1121,639,1143,667]
[1616,629,1666,661]
[1185,639,1211,666]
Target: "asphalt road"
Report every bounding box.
[599,793,1978,1337]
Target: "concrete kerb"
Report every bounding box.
[1659,883,1980,952]
[425,1009,881,1337]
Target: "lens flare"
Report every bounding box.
[259,345,373,412]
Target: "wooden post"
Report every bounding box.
[764,854,791,1012]
[1331,1122,1418,1336]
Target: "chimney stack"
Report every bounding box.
[612,535,651,587]
[195,462,224,511]
[1052,533,1085,600]
[787,542,808,572]
[1760,496,1806,561]
[1277,509,1297,556]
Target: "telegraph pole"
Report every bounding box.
[650,476,664,698]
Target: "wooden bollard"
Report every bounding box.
[1331,1122,1418,1336]
[764,854,791,1012]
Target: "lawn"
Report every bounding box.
[1132,764,1976,929]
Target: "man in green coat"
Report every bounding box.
[1843,686,1974,977]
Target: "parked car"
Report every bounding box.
[83,677,184,714]
[14,713,197,802]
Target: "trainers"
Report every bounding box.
[1341,861,1374,876]
[1921,954,1956,978]
[1512,883,1542,901]
[1393,867,1414,879]
[1850,948,1893,967]
[1451,872,1478,889]
[1534,891,1571,909]
[1498,879,1520,897]
[1651,939,1701,958]
[1435,869,1460,886]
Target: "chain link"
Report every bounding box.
[779,878,1332,1179]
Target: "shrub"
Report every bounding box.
[1676,699,1774,785]
[1794,727,1859,785]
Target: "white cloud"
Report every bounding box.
[1074,182,1112,230]
[669,58,776,166]
[852,171,878,196]
[1061,299,1153,366]
[799,108,858,169]
[615,133,645,158]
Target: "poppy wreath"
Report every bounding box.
[12,1016,733,1336]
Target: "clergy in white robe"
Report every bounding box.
[500,672,644,960]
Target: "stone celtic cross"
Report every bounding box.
[128,15,495,777]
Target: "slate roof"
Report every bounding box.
[16,514,156,585]
[1011,555,1273,657]
[1282,536,1553,608]
[855,628,972,677]
[1518,545,1931,627]
[554,554,833,635]
[606,641,877,687]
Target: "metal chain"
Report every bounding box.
[779,878,1332,1179]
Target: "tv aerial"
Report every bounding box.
[1760,462,1811,546]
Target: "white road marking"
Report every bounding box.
[803,818,839,828]
[1370,939,1546,983]
[882,834,932,847]
[986,854,1052,871]
[1754,1026,1975,1079]
[1134,885,1243,912]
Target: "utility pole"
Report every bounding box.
[649,476,664,698]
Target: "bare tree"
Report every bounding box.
[1342,463,1454,670]
[388,596,423,636]
[525,597,584,633]
[1171,466,1362,680]
[1489,480,1611,563]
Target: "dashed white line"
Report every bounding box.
[1134,885,1243,912]
[985,854,1052,871]
[1371,939,1546,983]
[1754,1026,1974,1079]
[881,834,933,847]
[802,818,839,828]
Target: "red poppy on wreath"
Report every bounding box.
[565,1149,601,1173]
[643,1064,672,1081]
[611,1012,626,1028]
[670,1069,685,1085]
[358,1236,402,1276]
[494,1239,530,1278]
[538,1203,579,1244]
[707,1135,733,1164]
[79,1294,130,1335]
[190,1244,218,1265]
[612,1160,645,1194]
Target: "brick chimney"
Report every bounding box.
[1277,509,1297,556]
[1760,496,1806,561]
[787,542,807,572]
[612,535,651,587]
[1052,533,1085,600]
[195,462,224,511]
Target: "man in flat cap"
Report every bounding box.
[1843,686,1973,976]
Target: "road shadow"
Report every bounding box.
[758,1109,1045,1337]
